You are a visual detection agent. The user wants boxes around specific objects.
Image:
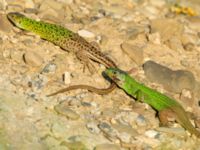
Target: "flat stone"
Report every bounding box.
[0,0,7,10]
[23,51,44,67]
[10,49,25,64]
[121,42,144,65]
[86,122,101,134]
[150,19,184,42]
[156,127,185,135]
[95,143,120,150]
[188,16,200,32]
[40,0,63,10]
[167,37,184,51]
[24,8,38,14]
[39,0,65,23]
[181,33,197,51]
[0,14,13,33]
[112,123,138,137]
[61,141,89,150]
[54,102,80,120]
[7,4,23,12]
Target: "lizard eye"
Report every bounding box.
[113,71,117,75]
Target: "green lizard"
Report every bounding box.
[105,68,200,137]
[7,12,117,95]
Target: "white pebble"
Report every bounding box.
[63,71,71,84]
[78,29,95,38]
[145,130,159,138]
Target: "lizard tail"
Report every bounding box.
[172,106,200,137]
[47,82,116,97]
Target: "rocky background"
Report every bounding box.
[0,0,200,149]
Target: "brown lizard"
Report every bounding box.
[7,12,117,95]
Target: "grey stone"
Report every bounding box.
[171,70,196,93]
[143,60,196,93]
[135,114,147,126]
[143,60,173,90]
[41,62,57,73]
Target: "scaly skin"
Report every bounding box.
[7,12,117,95]
[105,68,200,137]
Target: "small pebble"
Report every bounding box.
[24,8,38,14]
[25,0,35,8]
[144,130,159,138]
[63,71,71,84]
[117,132,132,143]
[135,114,147,126]
[41,62,57,73]
[86,122,101,134]
[2,49,11,58]
[78,29,95,38]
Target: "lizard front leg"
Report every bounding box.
[135,89,145,102]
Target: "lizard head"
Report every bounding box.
[7,12,27,29]
[104,68,127,87]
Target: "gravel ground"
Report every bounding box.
[0,0,200,149]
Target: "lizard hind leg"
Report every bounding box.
[158,108,176,126]
[76,50,96,74]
